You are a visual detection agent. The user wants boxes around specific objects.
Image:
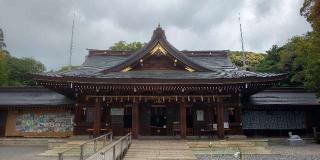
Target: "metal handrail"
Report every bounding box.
[87,132,132,160]
[58,132,113,160]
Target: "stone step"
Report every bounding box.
[125,158,196,160]
[124,140,197,160]
[126,152,195,155]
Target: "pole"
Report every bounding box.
[238,13,246,69]
[68,13,76,71]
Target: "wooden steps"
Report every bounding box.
[124,140,197,160]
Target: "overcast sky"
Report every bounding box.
[0,0,311,70]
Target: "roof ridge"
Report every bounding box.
[101,26,212,73]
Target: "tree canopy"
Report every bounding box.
[253,0,320,95]
[0,50,45,87]
[57,65,79,73]
[229,51,265,71]
[255,45,282,73]
[109,41,145,52]
[300,0,320,96]
[300,0,320,33]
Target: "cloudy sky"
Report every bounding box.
[0,0,311,70]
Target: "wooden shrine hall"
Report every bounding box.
[34,26,287,139]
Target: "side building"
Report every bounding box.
[0,87,74,137]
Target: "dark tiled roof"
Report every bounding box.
[53,52,236,76]
[94,70,282,80]
[0,87,74,106]
[189,56,234,70]
[245,88,320,106]
[40,50,283,80]
[60,55,128,77]
[36,26,286,82]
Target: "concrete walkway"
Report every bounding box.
[124,140,197,160]
[0,145,54,160]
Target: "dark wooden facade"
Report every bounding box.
[1,87,319,138]
[71,96,243,138]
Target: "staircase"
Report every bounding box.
[38,140,107,158]
[124,140,197,160]
[188,139,271,155]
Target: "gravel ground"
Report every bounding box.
[196,154,320,160]
[196,141,320,160]
[268,144,320,156]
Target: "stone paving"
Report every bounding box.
[196,154,320,160]
[193,139,320,160]
[0,145,54,160]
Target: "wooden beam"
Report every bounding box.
[132,102,139,139]
[180,102,187,139]
[93,98,101,137]
[217,98,225,139]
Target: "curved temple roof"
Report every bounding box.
[35,26,287,84]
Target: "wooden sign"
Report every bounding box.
[111,108,124,115]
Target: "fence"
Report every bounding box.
[86,132,132,160]
[58,132,113,160]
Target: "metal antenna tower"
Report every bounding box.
[238,13,246,69]
[68,13,76,71]
[0,28,6,50]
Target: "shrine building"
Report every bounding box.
[0,26,319,139]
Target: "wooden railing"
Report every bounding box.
[86,132,132,160]
[58,132,113,160]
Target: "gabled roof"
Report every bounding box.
[103,26,211,72]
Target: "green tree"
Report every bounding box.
[229,51,265,71]
[57,65,79,73]
[109,41,144,52]
[256,45,282,73]
[0,50,9,86]
[300,0,320,96]
[303,32,320,96]
[279,36,311,85]
[301,0,320,33]
[6,57,45,86]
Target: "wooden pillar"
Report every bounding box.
[132,102,139,139]
[74,103,82,135]
[180,102,187,139]
[235,95,242,123]
[93,98,101,137]
[217,98,225,139]
[235,107,241,123]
